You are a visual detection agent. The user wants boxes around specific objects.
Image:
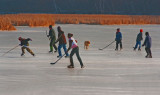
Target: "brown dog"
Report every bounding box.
[84,41,90,50]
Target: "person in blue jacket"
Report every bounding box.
[142,32,152,58]
[115,28,122,51]
[133,29,143,51]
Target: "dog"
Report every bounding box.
[84,41,90,50]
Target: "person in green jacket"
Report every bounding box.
[47,25,57,53]
[18,37,35,56]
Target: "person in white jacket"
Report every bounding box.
[66,33,84,68]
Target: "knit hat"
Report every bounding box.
[68,33,73,38]
[18,37,22,41]
[49,25,52,28]
[140,29,143,32]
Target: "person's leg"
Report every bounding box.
[58,44,63,56]
[148,48,152,58]
[49,39,53,52]
[53,43,57,52]
[120,40,122,50]
[145,47,149,57]
[69,48,76,67]
[62,44,69,56]
[138,41,141,51]
[134,41,139,50]
[26,47,35,56]
[75,47,84,67]
[115,41,118,50]
[21,47,25,56]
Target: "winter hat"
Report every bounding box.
[49,25,52,28]
[18,37,22,41]
[117,28,120,32]
[68,33,73,38]
[145,32,149,36]
[140,29,143,32]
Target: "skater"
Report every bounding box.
[55,26,69,58]
[133,29,143,51]
[18,37,35,56]
[66,33,84,68]
[142,32,152,58]
[115,28,122,51]
[47,25,57,53]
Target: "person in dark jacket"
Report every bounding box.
[142,32,152,58]
[66,33,84,68]
[55,26,69,58]
[133,29,143,51]
[18,37,35,56]
[47,25,57,53]
[115,28,122,51]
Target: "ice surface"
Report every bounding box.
[0,24,160,95]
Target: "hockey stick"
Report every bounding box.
[46,30,49,38]
[99,40,115,50]
[50,54,66,65]
[1,45,19,56]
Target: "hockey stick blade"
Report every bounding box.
[99,48,103,50]
[50,63,56,65]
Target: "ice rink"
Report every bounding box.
[0,24,160,95]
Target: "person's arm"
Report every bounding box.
[26,38,32,41]
[142,37,147,46]
[55,34,62,43]
[67,40,72,52]
[120,32,122,40]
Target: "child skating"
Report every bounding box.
[66,33,84,68]
[133,29,143,51]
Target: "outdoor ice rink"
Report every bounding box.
[0,24,160,95]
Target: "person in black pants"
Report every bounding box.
[115,28,122,51]
[142,32,152,58]
[66,33,84,68]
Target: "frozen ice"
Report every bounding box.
[0,24,160,95]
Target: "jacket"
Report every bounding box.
[143,35,152,48]
[49,28,56,40]
[57,31,67,44]
[136,32,143,42]
[115,32,122,41]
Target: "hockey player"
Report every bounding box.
[66,33,84,68]
[18,37,35,56]
[133,29,143,51]
[142,32,152,58]
[115,28,122,51]
[47,25,57,53]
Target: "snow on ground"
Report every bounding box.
[0,24,160,95]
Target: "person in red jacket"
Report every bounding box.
[55,26,69,58]
[66,33,84,68]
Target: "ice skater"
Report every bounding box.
[133,29,143,51]
[47,25,57,53]
[66,33,84,68]
[55,26,69,58]
[18,37,35,56]
[115,28,122,51]
[142,32,152,58]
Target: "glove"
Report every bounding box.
[19,44,22,46]
[142,44,144,47]
[47,35,49,37]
